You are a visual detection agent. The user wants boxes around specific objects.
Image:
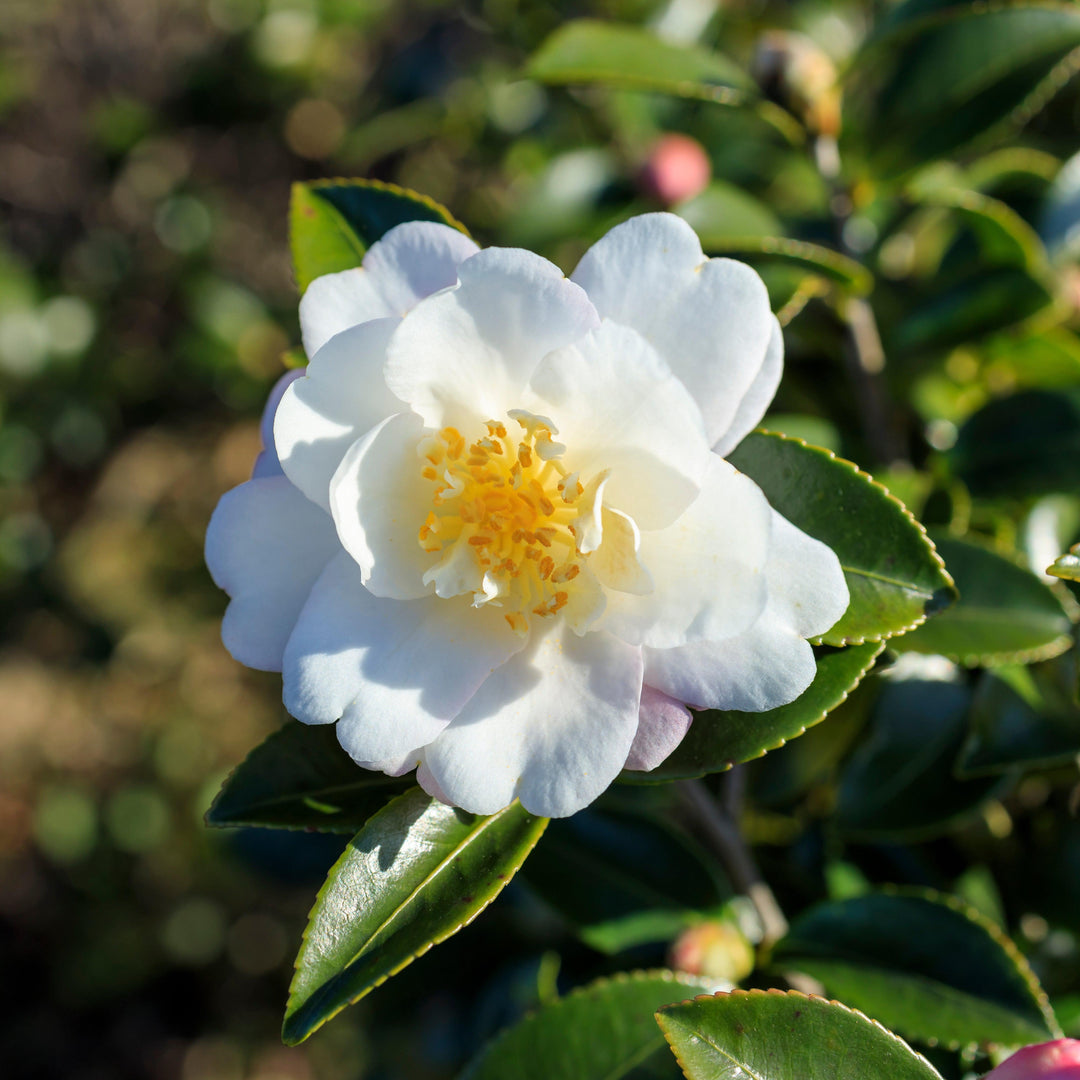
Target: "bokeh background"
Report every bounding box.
[5,0,1080,1077]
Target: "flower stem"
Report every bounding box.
[677,777,789,947]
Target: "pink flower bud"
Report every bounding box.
[985,1039,1080,1079]
[639,134,711,206]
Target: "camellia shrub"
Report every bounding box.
[201,3,1080,1077]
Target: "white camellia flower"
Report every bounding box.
[206,212,849,818]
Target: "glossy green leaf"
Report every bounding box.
[206,720,410,832]
[290,179,466,293]
[1049,544,1080,582]
[283,788,548,1044]
[462,970,715,1080]
[835,670,1002,839]
[729,432,956,647]
[894,536,1073,666]
[642,643,883,782]
[949,390,1080,498]
[772,891,1059,1049]
[522,805,730,953]
[957,657,1080,777]
[854,3,1080,173]
[527,20,802,143]
[703,235,872,295]
[657,988,944,1080]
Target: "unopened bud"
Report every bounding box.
[639,134,711,206]
[669,919,755,984]
[985,1039,1080,1079]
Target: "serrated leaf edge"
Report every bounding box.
[772,886,1060,1050]
[905,531,1075,668]
[303,176,471,237]
[282,792,548,1044]
[881,885,1062,1044]
[460,968,717,1080]
[751,429,957,647]
[655,987,944,1080]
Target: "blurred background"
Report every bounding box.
[4,0,1080,1077]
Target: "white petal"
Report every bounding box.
[354,747,424,777]
[571,213,774,446]
[623,685,692,771]
[282,553,523,763]
[253,369,304,478]
[275,317,402,510]
[523,320,711,529]
[711,315,783,459]
[329,412,434,600]
[590,507,653,596]
[384,246,599,431]
[299,221,479,356]
[421,626,643,817]
[205,476,341,672]
[641,510,849,711]
[763,510,850,638]
[599,454,771,648]
[644,611,817,712]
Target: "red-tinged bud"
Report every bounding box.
[669,920,755,984]
[985,1039,1080,1079]
[639,134,711,206]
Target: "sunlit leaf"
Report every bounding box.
[283,789,547,1044]
[772,890,1060,1048]
[461,970,715,1080]
[657,989,944,1080]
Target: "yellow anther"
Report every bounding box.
[418,411,602,632]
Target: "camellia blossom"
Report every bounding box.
[205,212,848,818]
[984,1039,1080,1079]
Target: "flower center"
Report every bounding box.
[416,410,593,634]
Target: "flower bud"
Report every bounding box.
[669,919,755,984]
[984,1039,1080,1079]
[639,134,711,206]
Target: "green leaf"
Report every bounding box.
[948,390,1080,498]
[527,20,803,143]
[461,970,715,1080]
[702,235,872,295]
[657,988,944,1080]
[1049,543,1080,581]
[289,179,466,293]
[891,268,1056,357]
[907,184,1050,273]
[893,536,1073,666]
[854,3,1080,174]
[642,643,883,782]
[206,721,410,832]
[676,182,781,243]
[835,670,1002,839]
[522,805,730,953]
[957,657,1080,777]
[528,20,751,97]
[771,890,1060,1049]
[283,788,547,1044]
[729,432,956,647]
